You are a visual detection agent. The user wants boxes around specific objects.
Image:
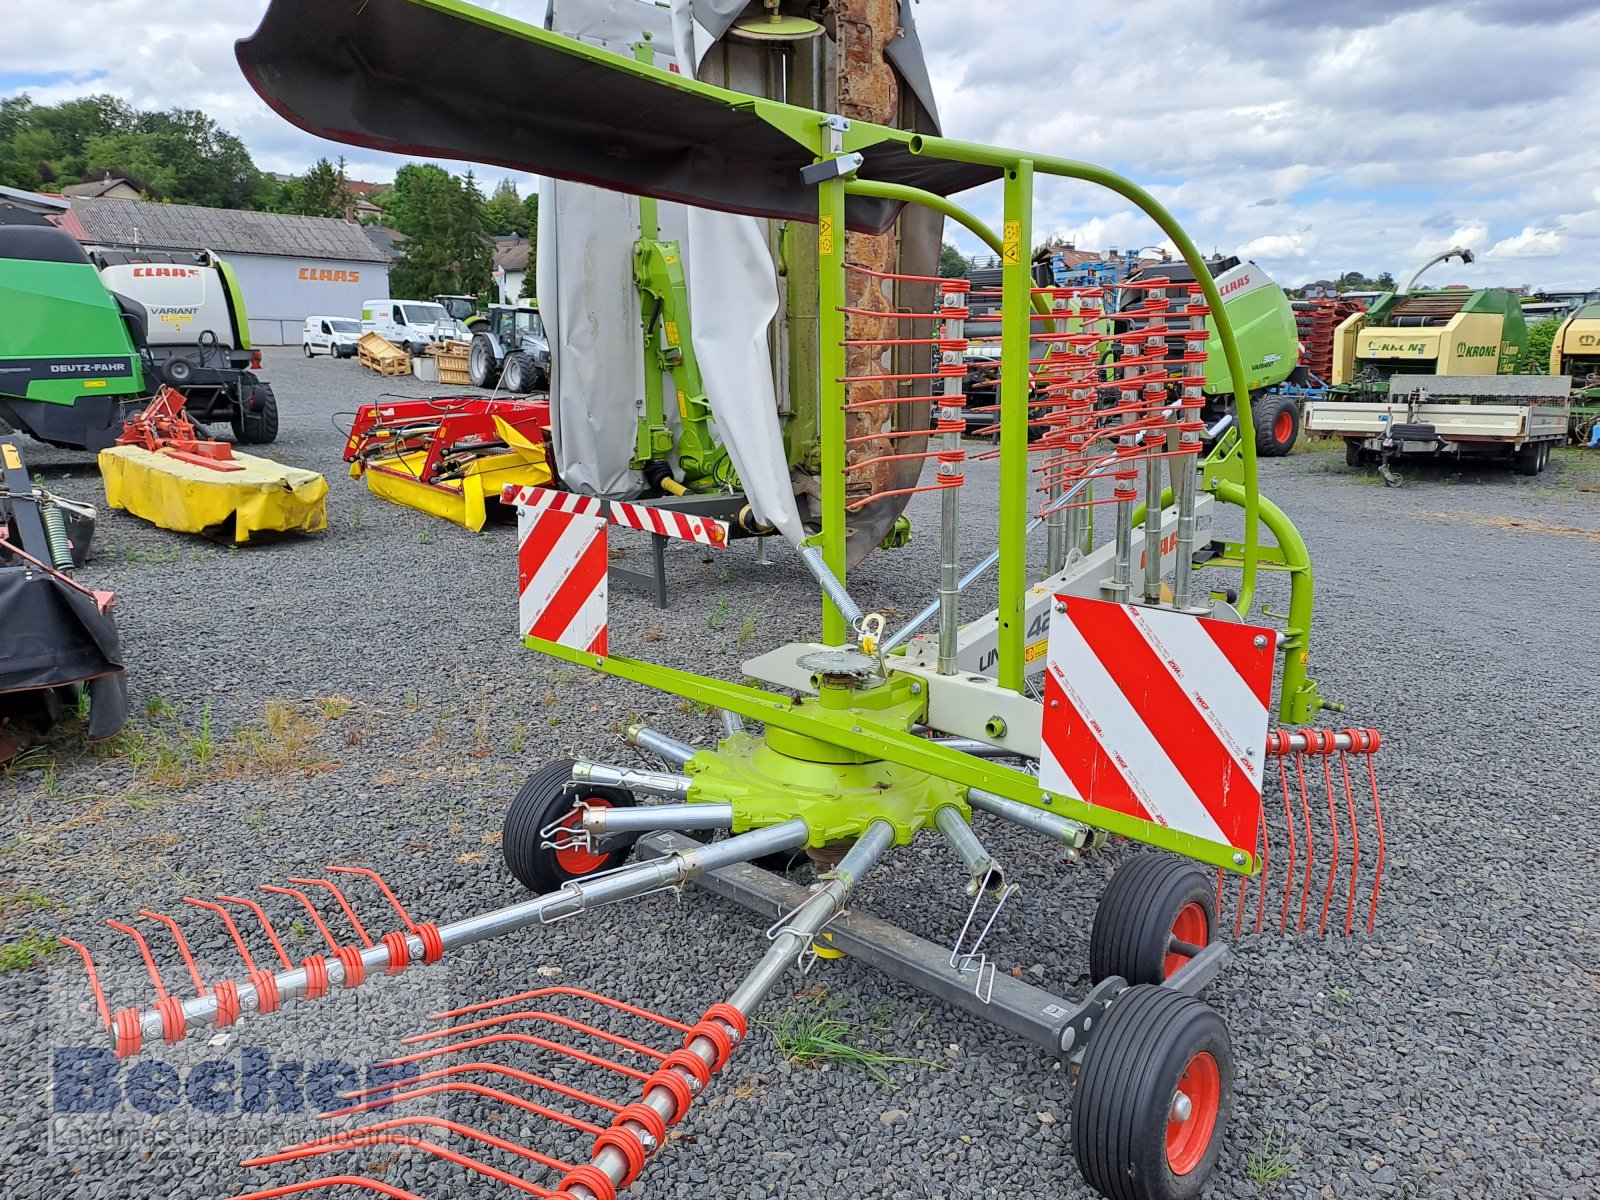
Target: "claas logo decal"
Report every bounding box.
[131,266,201,278]
[298,267,361,283]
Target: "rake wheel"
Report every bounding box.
[503,760,637,893]
[1089,852,1215,986]
[1072,985,1233,1200]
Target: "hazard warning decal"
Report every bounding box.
[1039,596,1274,854]
[513,486,608,656]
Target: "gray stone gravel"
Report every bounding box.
[2,351,1598,1199]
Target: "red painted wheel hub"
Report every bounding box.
[553,798,611,874]
[1166,1049,1221,1175]
[1164,901,1209,979]
[1273,408,1294,444]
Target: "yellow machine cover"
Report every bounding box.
[99,446,329,542]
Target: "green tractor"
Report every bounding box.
[0,225,277,451]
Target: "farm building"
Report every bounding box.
[67,196,390,345]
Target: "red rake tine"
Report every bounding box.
[221,1177,427,1200]
[1318,753,1341,937]
[324,866,418,932]
[105,919,169,1000]
[377,1032,654,1083]
[251,1115,577,1177]
[1278,755,1297,933]
[216,894,293,970]
[1340,751,1362,937]
[1295,754,1316,932]
[319,1079,610,1135]
[1367,750,1386,933]
[287,877,375,947]
[237,1132,559,1197]
[59,937,112,1028]
[1255,795,1272,934]
[341,1061,621,1118]
[405,1008,671,1061]
[430,985,694,1032]
[182,897,261,974]
[260,884,342,951]
[137,910,207,996]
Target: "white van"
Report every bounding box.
[360,298,458,354]
[302,315,362,358]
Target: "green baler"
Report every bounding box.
[0,225,147,450]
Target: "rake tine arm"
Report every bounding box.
[220,1177,427,1200]
[105,820,810,1056]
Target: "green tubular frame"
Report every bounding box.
[501,42,1334,874]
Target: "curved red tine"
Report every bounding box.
[341,1061,621,1117]
[318,1079,610,1135]
[182,898,260,974]
[1366,753,1386,934]
[1255,800,1272,935]
[255,1115,575,1176]
[1294,754,1316,932]
[105,919,169,1000]
[377,1032,653,1083]
[404,1009,669,1061]
[137,910,207,996]
[260,885,341,951]
[242,1132,565,1195]
[1278,756,1297,933]
[287,878,374,948]
[429,985,693,1032]
[1317,755,1341,937]
[59,937,112,1028]
[221,1177,426,1200]
[324,866,417,932]
[216,895,293,969]
[1339,751,1362,937]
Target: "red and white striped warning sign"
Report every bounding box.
[607,499,728,547]
[513,485,608,656]
[1039,596,1273,854]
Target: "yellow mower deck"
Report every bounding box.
[99,445,328,542]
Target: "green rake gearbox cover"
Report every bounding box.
[684,731,967,846]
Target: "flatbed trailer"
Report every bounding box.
[1305,373,1571,480]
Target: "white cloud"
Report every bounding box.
[1487,227,1563,258]
[1239,232,1319,260]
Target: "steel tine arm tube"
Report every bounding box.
[581,804,735,836]
[572,762,693,801]
[572,821,897,1200]
[968,787,1089,853]
[624,725,695,767]
[923,736,1026,760]
[112,820,810,1052]
[936,285,966,675]
[799,544,865,629]
[933,806,1002,896]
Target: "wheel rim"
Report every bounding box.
[1164,901,1209,979]
[1273,408,1293,444]
[1166,1049,1221,1175]
[552,797,611,875]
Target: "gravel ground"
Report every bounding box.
[2,351,1598,1199]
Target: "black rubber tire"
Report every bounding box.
[502,352,534,394]
[1344,438,1365,468]
[1253,393,1298,457]
[469,333,501,388]
[503,760,637,894]
[1513,441,1547,476]
[164,357,195,387]
[1072,985,1233,1200]
[1090,852,1217,987]
[231,382,279,445]
[302,342,314,358]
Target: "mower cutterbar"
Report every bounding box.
[54,8,1383,1200]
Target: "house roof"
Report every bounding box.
[363,224,407,261]
[61,177,138,199]
[0,185,69,212]
[494,239,530,272]
[68,196,390,263]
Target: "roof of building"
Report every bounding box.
[68,196,390,263]
[494,239,530,272]
[60,176,140,199]
[0,185,70,213]
[363,224,407,261]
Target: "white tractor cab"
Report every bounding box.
[302,315,362,358]
[90,247,278,442]
[360,298,463,354]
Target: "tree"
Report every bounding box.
[482,178,529,237]
[277,157,354,218]
[1521,316,1561,375]
[387,163,492,298]
[939,241,968,278]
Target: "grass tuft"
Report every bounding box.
[764,992,939,1087]
[0,932,59,973]
[1246,1128,1300,1188]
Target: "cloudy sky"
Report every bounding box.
[5,0,1598,289]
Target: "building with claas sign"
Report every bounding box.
[67,196,390,345]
